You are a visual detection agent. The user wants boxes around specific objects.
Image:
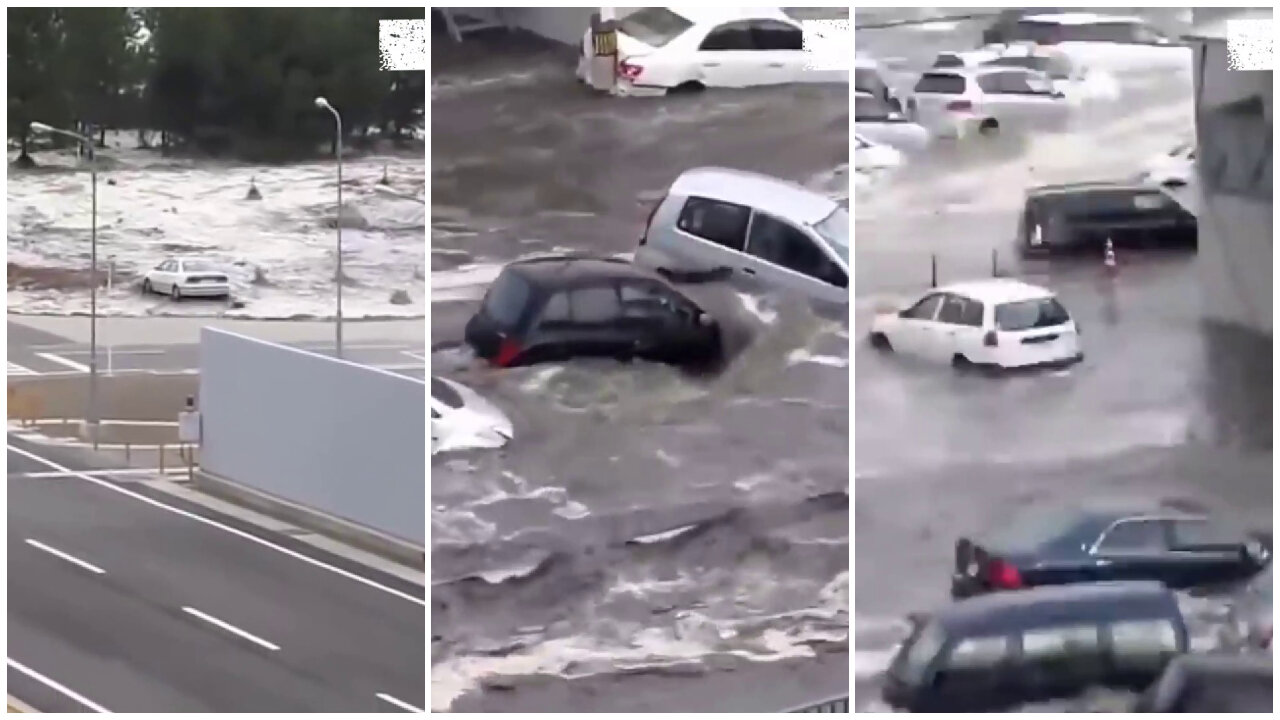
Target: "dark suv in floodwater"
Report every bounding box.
[464,256,723,369]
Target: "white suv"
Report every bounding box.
[869,279,1083,371]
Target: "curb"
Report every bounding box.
[192,470,424,570]
[8,695,38,712]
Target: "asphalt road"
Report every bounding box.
[7,436,426,712]
[8,321,424,379]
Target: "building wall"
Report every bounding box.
[198,328,425,544]
[1192,37,1273,335]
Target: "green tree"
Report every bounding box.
[8,7,69,165]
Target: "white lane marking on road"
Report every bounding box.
[14,468,188,479]
[35,353,91,372]
[401,351,427,362]
[24,539,106,575]
[7,658,111,713]
[182,606,281,651]
[8,361,38,375]
[7,443,426,607]
[376,693,424,713]
[58,349,167,356]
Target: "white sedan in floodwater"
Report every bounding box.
[142,258,232,300]
[431,375,513,455]
[869,279,1083,371]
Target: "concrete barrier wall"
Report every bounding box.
[199,328,425,544]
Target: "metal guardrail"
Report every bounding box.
[787,695,850,713]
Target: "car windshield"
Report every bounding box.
[985,54,1073,79]
[995,297,1072,331]
[913,72,967,95]
[431,377,464,409]
[617,7,692,48]
[1012,19,1162,45]
[985,508,1082,552]
[483,271,532,329]
[855,94,901,122]
[813,208,849,264]
[888,619,945,686]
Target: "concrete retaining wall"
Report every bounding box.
[198,328,425,545]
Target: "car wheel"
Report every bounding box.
[142,279,153,295]
[670,81,705,94]
[952,354,974,370]
[978,118,999,136]
[869,332,893,351]
[170,284,182,301]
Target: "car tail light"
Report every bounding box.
[983,330,998,347]
[987,559,1023,589]
[640,194,666,246]
[619,60,643,80]
[946,99,973,112]
[493,337,522,368]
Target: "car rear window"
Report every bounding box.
[984,54,1072,79]
[994,297,1071,332]
[984,508,1082,552]
[431,377,464,409]
[913,73,967,95]
[617,7,692,48]
[483,271,533,328]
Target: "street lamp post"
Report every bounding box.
[30,122,100,448]
[314,97,344,359]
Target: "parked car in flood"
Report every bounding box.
[1017,181,1198,257]
[142,258,232,300]
[1219,563,1273,653]
[980,12,1193,76]
[883,581,1189,713]
[635,166,848,306]
[431,375,513,455]
[1133,654,1272,712]
[906,66,1070,138]
[951,505,1272,599]
[465,256,723,369]
[855,91,931,151]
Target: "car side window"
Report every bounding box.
[997,71,1035,94]
[933,635,1011,691]
[936,294,968,325]
[1107,619,1180,672]
[960,298,985,327]
[749,19,802,51]
[1096,520,1167,553]
[538,291,572,325]
[570,285,622,324]
[699,21,755,51]
[431,408,441,419]
[677,196,751,252]
[976,72,1004,94]
[617,281,670,320]
[746,212,844,286]
[1022,624,1102,661]
[903,294,943,321]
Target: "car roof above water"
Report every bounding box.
[936,278,1057,305]
[670,166,839,225]
[1020,12,1146,26]
[935,581,1180,636]
[505,255,665,289]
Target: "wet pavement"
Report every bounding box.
[853,10,1272,712]
[430,31,849,712]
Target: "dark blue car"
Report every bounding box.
[951,506,1271,599]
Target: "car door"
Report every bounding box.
[1087,519,1172,583]
[743,210,847,303]
[747,18,805,84]
[616,280,675,360]
[673,195,753,275]
[523,289,575,364]
[1164,518,1252,588]
[567,283,627,359]
[926,635,1016,712]
[934,293,985,363]
[891,293,945,358]
[156,260,178,291]
[695,21,767,87]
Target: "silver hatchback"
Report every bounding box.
[635,167,849,305]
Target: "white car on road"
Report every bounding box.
[142,258,231,300]
[981,46,1121,105]
[855,91,931,151]
[575,7,841,95]
[907,66,1070,138]
[869,279,1083,371]
[431,376,513,455]
[984,12,1192,76]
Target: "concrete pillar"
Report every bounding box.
[588,8,618,93]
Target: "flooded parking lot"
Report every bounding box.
[430,32,848,712]
[853,11,1272,712]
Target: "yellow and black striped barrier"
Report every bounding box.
[592,27,617,57]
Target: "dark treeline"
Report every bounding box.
[8,7,424,163]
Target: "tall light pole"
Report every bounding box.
[30,122,100,448]
[314,97,344,359]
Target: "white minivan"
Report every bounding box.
[869,279,1083,371]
